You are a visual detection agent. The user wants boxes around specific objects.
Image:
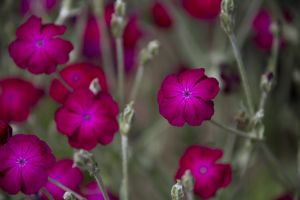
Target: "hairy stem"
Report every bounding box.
[129,64,144,101]
[116,37,125,108]
[94,173,110,200]
[121,135,129,200]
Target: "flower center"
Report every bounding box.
[199,166,208,174]
[16,157,27,167]
[72,74,80,81]
[83,114,91,121]
[36,40,45,48]
[183,89,192,98]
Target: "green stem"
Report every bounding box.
[55,0,72,24]
[121,135,129,200]
[94,174,110,200]
[228,34,255,115]
[116,37,125,108]
[41,187,54,200]
[129,64,144,101]
[210,119,260,140]
[54,72,73,92]
[48,177,86,200]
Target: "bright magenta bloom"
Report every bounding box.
[20,0,58,15]
[82,181,119,200]
[0,134,55,194]
[0,121,12,145]
[182,0,221,20]
[9,16,73,74]
[50,62,108,103]
[175,145,232,199]
[0,77,43,123]
[151,1,173,29]
[55,89,119,150]
[44,159,83,200]
[157,68,219,126]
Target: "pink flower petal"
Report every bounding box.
[178,68,205,89]
[55,108,82,136]
[193,78,220,100]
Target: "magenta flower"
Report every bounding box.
[0,134,55,195]
[0,121,12,145]
[82,181,119,200]
[123,15,144,49]
[9,16,73,74]
[50,62,108,103]
[20,0,58,15]
[220,64,240,94]
[43,159,83,200]
[0,77,43,123]
[151,1,173,29]
[157,68,220,127]
[55,89,119,150]
[181,0,222,20]
[175,145,232,199]
[276,193,293,200]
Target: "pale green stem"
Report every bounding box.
[41,187,54,200]
[228,34,255,115]
[94,174,110,200]
[54,72,73,92]
[55,0,72,24]
[129,64,144,101]
[121,135,129,200]
[186,192,194,200]
[210,119,260,140]
[48,177,86,200]
[116,37,125,108]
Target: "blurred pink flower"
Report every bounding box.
[9,16,73,74]
[0,121,12,145]
[0,134,55,194]
[151,1,173,29]
[276,193,293,200]
[220,64,240,94]
[55,89,119,150]
[50,62,108,103]
[0,77,43,123]
[20,0,58,15]
[82,181,119,200]
[175,145,232,199]
[157,68,219,126]
[123,15,144,49]
[181,0,222,20]
[44,159,83,200]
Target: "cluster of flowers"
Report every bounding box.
[0,0,294,199]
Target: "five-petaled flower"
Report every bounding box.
[0,77,43,123]
[43,159,83,200]
[50,62,108,103]
[55,89,119,150]
[175,145,232,199]
[0,134,55,194]
[157,68,220,126]
[9,16,73,74]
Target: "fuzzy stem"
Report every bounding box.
[41,187,54,200]
[94,174,110,200]
[54,72,73,92]
[116,37,125,108]
[210,119,260,140]
[129,64,144,101]
[185,192,194,200]
[121,135,129,200]
[228,34,255,115]
[48,177,86,200]
[55,0,72,24]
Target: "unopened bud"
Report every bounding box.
[119,101,135,136]
[114,0,126,17]
[181,170,194,193]
[171,180,185,200]
[89,78,101,95]
[73,150,99,176]
[139,40,160,66]
[260,72,274,93]
[220,0,235,34]
[234,104,250,131]
[111,14,125,38]
[63,192,77,200]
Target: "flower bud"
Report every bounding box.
[0,121,12,145]
[63,192,77,200]
[171,180,185,200]
[89,78,101,95]
[73,150,99,176]
[119,101,135,136]
[111,14,125,38]
[181,170,194,193]
[220,0,235,34]
[115,0,126,17]
[260,72,273,93]
[139,40,160,66]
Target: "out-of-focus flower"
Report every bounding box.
[0,121,12,145]
[181,0,222,20]
[275,193,293,200]
[0,77,43,123]
[55,89,119,150]
[82,181,119,200]
[50,62,108,103]
[44,159,83,200]
[20,0,58,15]
[123,15,144,49]
[150,1,173,29]
[175,145,232,199]
[157,68,219,126]
[9,16,73,74]
[220,64,240,94]
[0,134,55,194]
